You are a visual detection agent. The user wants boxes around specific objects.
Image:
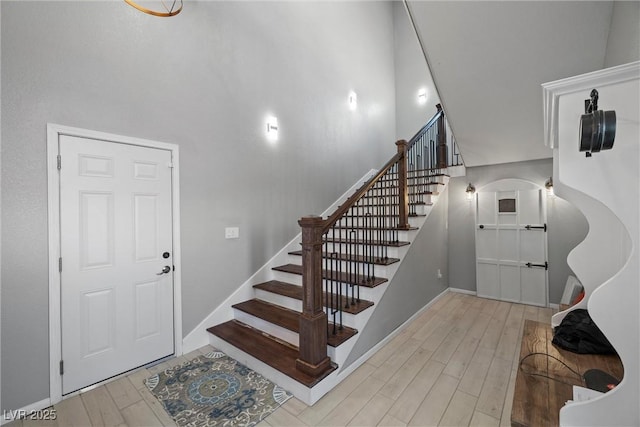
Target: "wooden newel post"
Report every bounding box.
[436,104,447,169]
[296,215,331,376]
[395,140,410,230]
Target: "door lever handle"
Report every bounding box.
[156,266,171,275]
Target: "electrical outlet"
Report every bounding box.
[437,269,443,279]
[225,227,239,239]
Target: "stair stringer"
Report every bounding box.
[182,168,379,354]
[542,62,640,427]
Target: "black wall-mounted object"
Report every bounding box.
[579,89,616,157]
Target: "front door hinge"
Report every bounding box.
[57,155,62,170]
[167,162,174,169]
[59,360,64,375]
[59,257,62,272]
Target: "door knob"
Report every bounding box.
[156,266,171,275]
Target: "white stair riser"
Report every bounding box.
[233,309,299,347]
[320,228,414,241]
[339,215,425,228]
[284,257,395,278]
[330,200,438,225]
[270,270,379,301]
[413,204,433,216]
[232,306,359,365]
[289,245,404,260]
[358,191,437,203]
[252,289,363,328]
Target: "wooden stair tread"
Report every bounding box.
[253,280,374,315]
[233,299,358,347]
[409,201,434,206]
[207,320,336,388]
[323,237,410,247]
[273,263,388,287]
[288,250,400,266]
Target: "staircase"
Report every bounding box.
[206,106,461,404]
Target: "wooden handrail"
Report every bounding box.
[407,107,443,148]
[322,106,446,235]
[296,107,453,377]
[322,150,404,234]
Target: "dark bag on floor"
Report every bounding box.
[552,309,616,354]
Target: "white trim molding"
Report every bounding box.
[46,124,183,405]
[449,287,477,296]
[542,61,640,149]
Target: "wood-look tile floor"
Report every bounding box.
[5,292,554,427]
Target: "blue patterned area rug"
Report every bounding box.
[145,350,292,427]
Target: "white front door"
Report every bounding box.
[59,135,175,394]
[475,187,548,306]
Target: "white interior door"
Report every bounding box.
[59,135,175,394]
[476,186,548,306]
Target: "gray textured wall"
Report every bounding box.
[392,1,440,141]
[1,1,397,410]
[344,187,449,368]
[339,2,450,370]
[447,159,588,304]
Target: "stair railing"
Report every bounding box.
[295,105,461,376]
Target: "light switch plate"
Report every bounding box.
[225,227,239,239]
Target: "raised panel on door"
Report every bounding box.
[477,229,498,260]
[521,267,546,306]
[500,264,521,302]
[79,192,114,269]
[521,231,546,263]
[498,229,519,262]
[477,262,500,299]
[60,135,174,394]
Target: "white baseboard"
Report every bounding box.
[449,287,477,296]
[1,398,52,425]
[549,303,559,309]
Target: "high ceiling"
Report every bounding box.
[406,1,614,167]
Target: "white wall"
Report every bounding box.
[544,62,639,426]
[1,1,397,410]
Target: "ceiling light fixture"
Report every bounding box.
[124,0,183,17]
